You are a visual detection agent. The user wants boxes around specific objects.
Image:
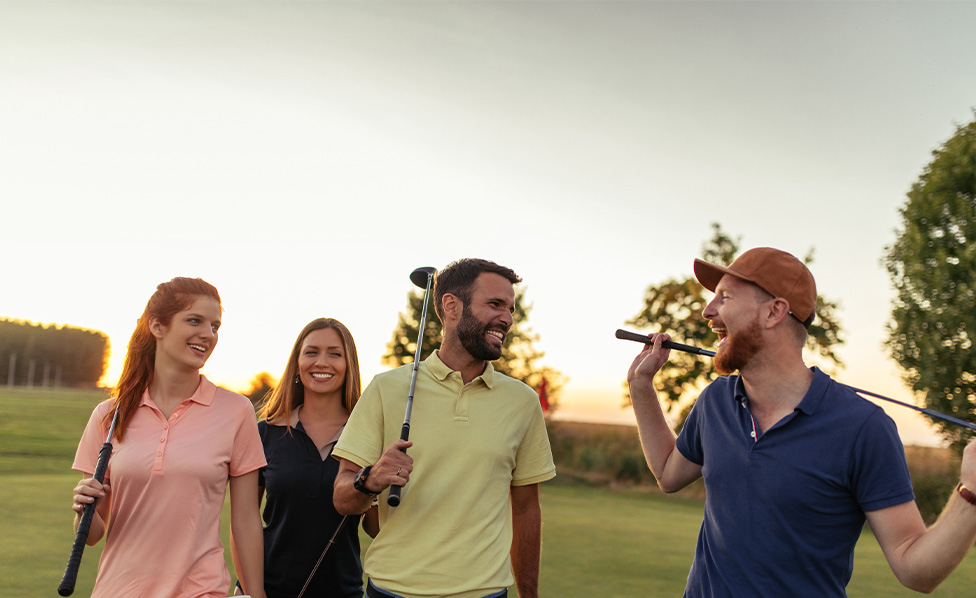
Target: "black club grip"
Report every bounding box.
[58,441,112,596]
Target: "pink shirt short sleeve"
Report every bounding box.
[72,376,266,598]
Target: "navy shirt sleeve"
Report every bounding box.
[851,409,915,512]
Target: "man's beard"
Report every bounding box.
[456,308,505,361]
[714,316,764,376]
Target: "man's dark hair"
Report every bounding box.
[434,258,521,320]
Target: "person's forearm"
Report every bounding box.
[229,472,265,598]
[334,469,376,515]
[629,380,680,486]
[892,492,976,592]
[511,489,542,598]
[231,517,265,598]
[230,528,244,594]
[362,505,380,538]
[511,519,541,597]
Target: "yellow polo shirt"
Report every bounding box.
[333,351,555,598]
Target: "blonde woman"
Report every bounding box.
[234,318,376,598]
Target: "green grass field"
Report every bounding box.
[3,387,976,597]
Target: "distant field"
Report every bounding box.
[3,387,976,597]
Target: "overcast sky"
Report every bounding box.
[3,1,975,445]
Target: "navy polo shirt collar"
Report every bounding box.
[796,367,829,415]
[732,366,829,416]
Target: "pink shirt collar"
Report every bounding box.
[139,375,217,407]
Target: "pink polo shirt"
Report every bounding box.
[73,376,266,598]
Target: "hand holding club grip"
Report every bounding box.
[58,440,112,596]
[386,422,411,507]
[615,329,976,433]
[615,329,717,356]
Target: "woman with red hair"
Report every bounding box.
[71,277,266,598]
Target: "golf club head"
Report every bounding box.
[410,266,436,289]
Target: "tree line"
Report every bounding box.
[0,319,109,388]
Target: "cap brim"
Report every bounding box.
[694,259,731,292]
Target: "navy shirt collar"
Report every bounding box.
[733,366,829,416]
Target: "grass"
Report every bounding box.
[3,387,976,597]
[0,386,110,474]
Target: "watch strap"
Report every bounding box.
[956,482,976,507]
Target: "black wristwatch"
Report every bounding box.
[353,465,377,496]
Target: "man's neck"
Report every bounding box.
[436,341,488,385]
[740,351,814,431]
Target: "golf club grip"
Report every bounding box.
[387,422,411,507]
[614,329,716,356]
[59,441,112,596]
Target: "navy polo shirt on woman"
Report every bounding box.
[258,419,363,598]
[675,367,915,598]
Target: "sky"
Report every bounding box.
[2,1,975,446]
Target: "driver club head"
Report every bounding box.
[410,267,436,289]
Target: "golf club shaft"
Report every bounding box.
[59,406,119,596]
[615,329,717,356]
[297,515,349,598]
[615,328,976,433]
[847,386,976,432]
[389,268,435,507]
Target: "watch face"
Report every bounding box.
[354,466,373,494]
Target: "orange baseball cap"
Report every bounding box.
[693,247,817,327]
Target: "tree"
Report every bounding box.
[885,110,976,451]
[243,372,276,405]
[626,223,845,421]
[0,318,109,387]
[383,285,564,414]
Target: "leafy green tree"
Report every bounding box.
[383,286,563,413]
[885,110,976,451]
[625,223,845,419]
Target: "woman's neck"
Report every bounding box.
[148,359,201,417]
[299,390,347,424]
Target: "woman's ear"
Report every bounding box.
[149,317,165,339]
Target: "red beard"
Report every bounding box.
[714,316,764,376]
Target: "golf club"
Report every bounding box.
[296,515,349,598]
[59,405,120,596]
[388,266,436,507]
[615,328,976,433]
[615,329,717,356]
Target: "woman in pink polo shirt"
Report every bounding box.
[71,277,267,598]
[232,318,377,598]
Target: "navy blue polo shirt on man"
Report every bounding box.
[258,419,364,598]
[675,367,915,598]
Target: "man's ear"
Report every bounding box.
[442,293,462,322]
[765,297,792,329]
